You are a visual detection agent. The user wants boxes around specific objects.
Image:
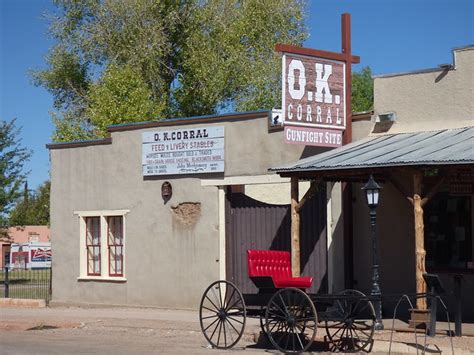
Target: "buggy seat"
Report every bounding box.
[247,249,313,290]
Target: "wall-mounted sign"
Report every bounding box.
[142,126,225,176]
[284,126,342,147]
[282,53,346,147]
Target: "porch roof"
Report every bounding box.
[270,126,474,178]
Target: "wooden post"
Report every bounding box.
[413,172,427,310]
[391,172,444,312]
[342,13,352,144]
[291,176,301,277]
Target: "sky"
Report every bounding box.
[0,0,473,190]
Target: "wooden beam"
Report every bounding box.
[388,174,414,205]
[342,13,353,145]
[295,181,318,213]
[275,43,360,64]
[413,172,427,310]
[291,177,301,277]
[421,176,445,207]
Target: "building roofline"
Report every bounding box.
[372,67,445,79]
[452,44,474,51]
[46,110,271,150]
[47,138,112,150]
[107,110,271,133]
[373,44,473,79]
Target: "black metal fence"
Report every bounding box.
[0,266,52,303]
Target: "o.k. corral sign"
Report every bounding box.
[282,53,345,147]
[142,126,224,176]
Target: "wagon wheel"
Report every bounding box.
[199,280,246,349]
[261,305,307,339]
[325,289,375,353]
[259,307,270,341]
[265,288,317,353]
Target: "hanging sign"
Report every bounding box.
[281,53,346,147]
[142,126,225,176]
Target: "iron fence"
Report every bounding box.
[0,266,52,304]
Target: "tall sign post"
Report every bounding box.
[276,14,359,277]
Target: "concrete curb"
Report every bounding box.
[0,298,46,308]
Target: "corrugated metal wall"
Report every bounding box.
[225,188,327,295]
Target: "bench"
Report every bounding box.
[247,249,313,290]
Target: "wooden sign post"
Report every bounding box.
[277,13,359,276]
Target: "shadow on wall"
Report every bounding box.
[300,146,332,160]
[226,189,328,295]
[268,186,328,294]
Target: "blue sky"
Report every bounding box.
[1,0,473,190]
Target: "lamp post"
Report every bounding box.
[362,175,384,330]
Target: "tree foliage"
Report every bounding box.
[87,64,163,133]
[33,0,307,140]
[351,66,374,113]
[0,119,32,240]
[9,181,50,226]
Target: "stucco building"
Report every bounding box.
[356,44,474,319]
[273,45,474,319]
[49,45,473,320]
[48,111,339,308]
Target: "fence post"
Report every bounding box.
[454,274,462,337]
[49,267,53,301]
[5,265,9,298]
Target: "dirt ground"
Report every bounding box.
[0,306,473,354]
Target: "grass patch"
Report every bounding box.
[0,269,51,301]
[0,269,51,282]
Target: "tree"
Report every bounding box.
[87,64,164,133]
[0,119,32,240]
[33,0,307,140]
[352,66,374,112]
[9,181,51,226]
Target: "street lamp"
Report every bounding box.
[362,175,384,330]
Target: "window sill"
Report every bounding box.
[77,276,127,283]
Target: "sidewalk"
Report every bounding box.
[1,305,473,354]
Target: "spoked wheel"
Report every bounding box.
[199,280,246,349]
[259,306,270,341]
[325,289,375,353]
[265,288,317,353]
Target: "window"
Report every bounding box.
[86,217,101,276]
[28,232,40,242]
[425,194,473,271]
[76,210,129,280]
[107,216,123,277]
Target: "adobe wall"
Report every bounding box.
[352,47,474,319]
[373,47,473,134]
[50,113,335,308]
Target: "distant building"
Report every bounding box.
[1,226,50,269]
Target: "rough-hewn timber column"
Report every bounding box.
[291,176,300,277]
[414,173,427,310]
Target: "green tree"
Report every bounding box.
[352,66,374,112]
[9,181,50,226]
[87,64,164,133]
[0,119,32,240]
[33,0,307,140]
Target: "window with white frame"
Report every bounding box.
[107,216,124,277]
[86,217,101,276]
[76,210,129,280]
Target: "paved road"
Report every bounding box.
[1,307,262,355]
[0,306,473,354]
